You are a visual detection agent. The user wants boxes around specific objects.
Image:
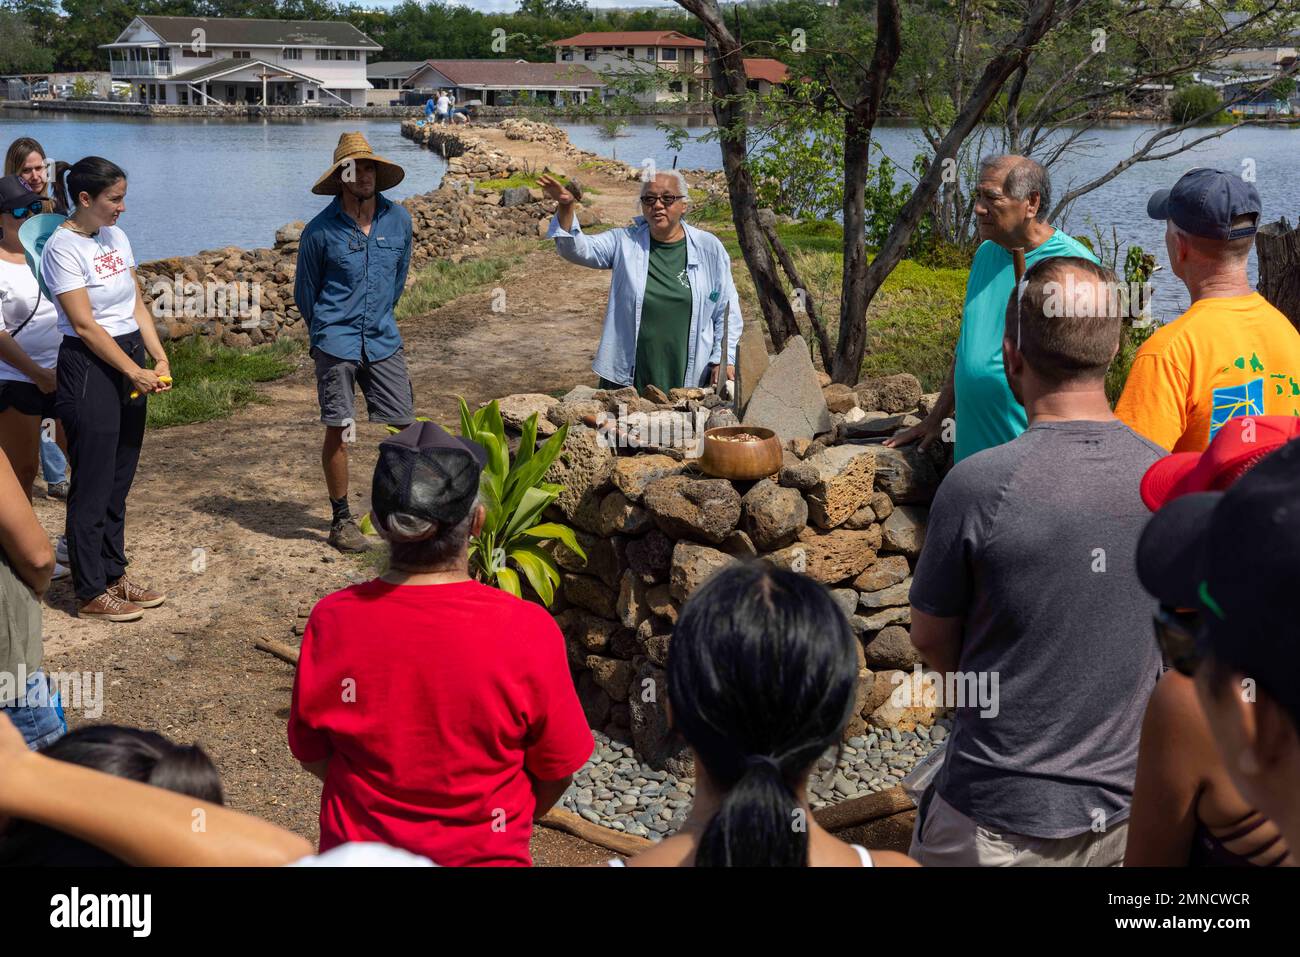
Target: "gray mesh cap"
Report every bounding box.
[371,421,487,530]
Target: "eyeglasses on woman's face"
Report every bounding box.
[640,194,683,208]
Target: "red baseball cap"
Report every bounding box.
[1140,415,1300,511]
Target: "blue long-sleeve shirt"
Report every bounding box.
[547,214,741,388]
[294,194,412,363]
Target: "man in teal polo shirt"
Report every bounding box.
[887,155,1098,462]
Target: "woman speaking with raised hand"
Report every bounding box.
[39,157,170,622]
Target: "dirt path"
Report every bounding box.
[34,204,640,863]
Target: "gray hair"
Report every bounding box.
[379,493,483,570]
[643,169,690,205]
[979,154,1051,222]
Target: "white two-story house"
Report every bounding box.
[102,15,380,106]
[550,31,790,104]
[551,31,709,103]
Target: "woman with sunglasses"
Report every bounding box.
[0,175,67,504]
[6,139,71,503]
[538,169,739,397]
[1125,416,1297,867]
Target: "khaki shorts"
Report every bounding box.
[909,790,1129,866]
[312,346,415,428]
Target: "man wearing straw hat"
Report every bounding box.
[295,132,415,553]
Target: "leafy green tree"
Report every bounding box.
[1169,83,1222,122]
[0,8,54,74]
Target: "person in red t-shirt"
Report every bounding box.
[287,421,594,866]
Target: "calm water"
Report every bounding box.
[5,109,1297,320]
[0,109,447,261]
[561,116,1300,318]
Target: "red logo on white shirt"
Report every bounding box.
[93,250,128,279]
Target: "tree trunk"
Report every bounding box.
[1258,218,1300,333]
[690,14,799,350]
[831,0,902,384]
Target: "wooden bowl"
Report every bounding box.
[699,426,783,481]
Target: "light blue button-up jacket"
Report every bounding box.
[547,213,742,388]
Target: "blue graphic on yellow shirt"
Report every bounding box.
[1210,377,1265,440]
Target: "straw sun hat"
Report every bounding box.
[312,132,405,196]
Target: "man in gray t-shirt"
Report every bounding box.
[908,256,1164,866]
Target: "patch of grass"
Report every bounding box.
[355,545,389,575]
[476,172,599,195]
[396,238,535,320]
[476,172,542,192]
[147,336,301,429]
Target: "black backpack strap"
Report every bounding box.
[6,287,42,339]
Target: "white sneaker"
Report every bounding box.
[55,535,68,565]
[52,562,71,581]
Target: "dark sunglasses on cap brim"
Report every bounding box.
[3,201,43,220]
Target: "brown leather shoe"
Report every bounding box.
[108,575,166,608]
[79,591,144,622]
[328,518,372,553]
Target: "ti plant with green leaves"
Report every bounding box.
[457,397,585,605]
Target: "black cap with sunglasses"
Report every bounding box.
[0,175,44,220]
[1137,437,1300,721]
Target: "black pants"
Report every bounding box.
[55,333,147,601]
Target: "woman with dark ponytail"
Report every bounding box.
[39,157,171,622]
[614,562,917,868]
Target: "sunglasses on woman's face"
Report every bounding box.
[641,194,683,208]
[1153,606,1203,676]
[5,201,43,220]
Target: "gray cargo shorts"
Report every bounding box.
[312,346,416,428]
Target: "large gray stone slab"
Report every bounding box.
[741,335,832,443]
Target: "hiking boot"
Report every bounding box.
[328,518,371,553]
[108,575,166,608]
[78,591,144,622]
[47,480,69,500]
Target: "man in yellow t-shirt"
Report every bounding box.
[1117,169,1300,453]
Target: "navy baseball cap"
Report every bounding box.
[1136,437,1300,718]
[0,174,40,213]
[371,421,487,532]
[1147,168,1261,241]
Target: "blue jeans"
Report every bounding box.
[1,670,66,750]
[41,435,66,485]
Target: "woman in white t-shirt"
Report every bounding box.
[41,157,171,623]
[0,175,66,500]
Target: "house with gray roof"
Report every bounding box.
[102,15,380,107]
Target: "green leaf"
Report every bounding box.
[495,565,522,598]
[509,544,560,606]
[358,512,377,535]
[521,522,585,559]
[458,396,476,440]
[515,414,538,471]
[504,485,555,542]
[477,432,509,504]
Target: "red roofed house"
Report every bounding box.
[741,57,790,96]
[551,31,791,104]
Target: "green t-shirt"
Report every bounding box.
[953,231,1100,462]
[633,236,692,393]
